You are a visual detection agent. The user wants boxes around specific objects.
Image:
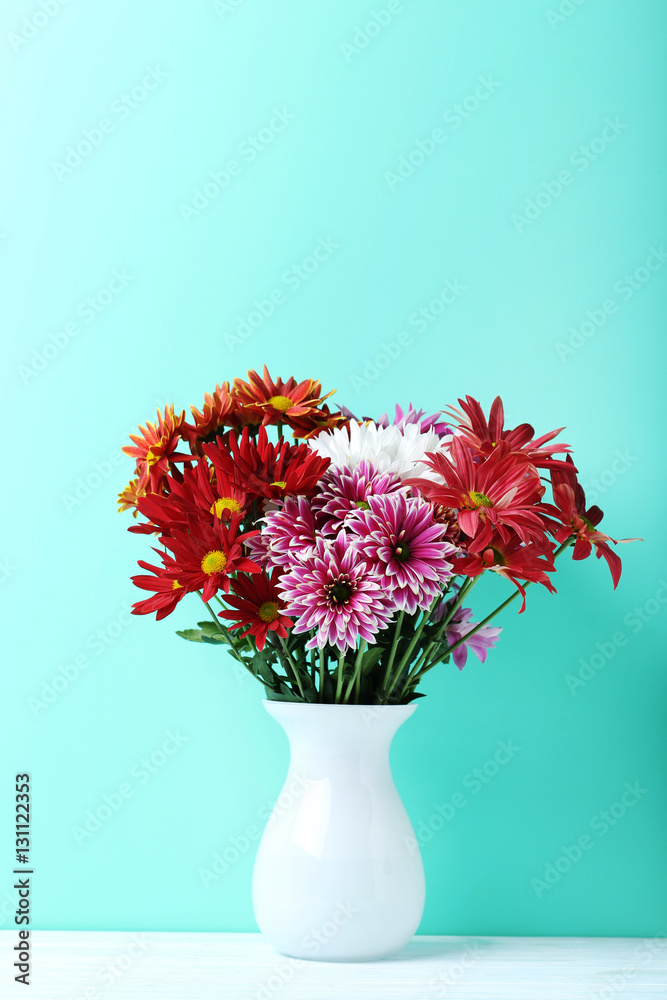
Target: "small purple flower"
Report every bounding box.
[440,603,502,670]
[348,493,456,614]
[312,459,406,533]
[276,533,395,651]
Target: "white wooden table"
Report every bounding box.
[2,931,666,999]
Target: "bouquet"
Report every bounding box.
[118,366,636,705]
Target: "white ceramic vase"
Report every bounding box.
[251,700,425,962]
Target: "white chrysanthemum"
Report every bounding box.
[308,420,450,481]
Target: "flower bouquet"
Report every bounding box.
[119,365,634,707]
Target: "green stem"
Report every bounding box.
[278,636,306,699]
[334,651,346,703]
[381,610,405,696]
[343,640,367,703]
[318,649,326,703]
[382,595,440,704]
[276,420,283,439]
[199,593,249,670]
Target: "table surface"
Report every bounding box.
[2,931,666,999]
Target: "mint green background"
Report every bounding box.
[1,0,666,938]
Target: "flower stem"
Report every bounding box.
[382,595,440,704]
[381,610,404,697]
[278,636,306,699]
[318,649,326,703]
[343,640,367,703]
[334,651,346,703]
[199,593,250,671]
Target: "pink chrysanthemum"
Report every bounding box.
[311,459,406,533]
[434,601,502,670]
[348,493,457,614]
[377,403,453,439]
[255,495,320,570]
[276,533,395,651]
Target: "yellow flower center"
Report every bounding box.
[210,497,242,518]
[468,490,493,508]
[258,601,280,623]
[267,395,294,413]
[271,481,287,490]
[201,550,227,575]
[172,580,182,590]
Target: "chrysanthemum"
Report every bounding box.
[161,513,261,601]
[308,420,448,481]
[449,395,575,472]
[256,494,320,570]
[433,601,502,670]
[311,460,406,533]
[130,559,187,620]
[287,403,351,441]
[117,478,144,517]
[377,403,453,439]
[232,365,336,428]
[453,524,556,612]
[217,570,293,651]
[538,456,639,588]
[122,404,190,495]
[183,382,245,451]
[203,426,330,502]
[277,533,395,651]
[404,435,546,543]
[135,460,247,534]
[348,493,456,614]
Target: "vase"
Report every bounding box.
[251,700,425,962]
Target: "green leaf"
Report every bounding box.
[176,629,205,643]
[197,620,224,637]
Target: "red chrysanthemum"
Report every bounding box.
[133,459,247,535]
[122,404,190,495]
[450,395,575,472]
[217,569,293,650]
[453,524,556,612]
[130,559,187,620]
[203,425,330,502]
[232,365,336,428]
[182,382,247,453]
[161,513,261,602]
[287,404,351,440]
[538,456,639,588]
[404,435,546,543]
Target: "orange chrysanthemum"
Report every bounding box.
[122,404,189,495]
[288,404,351,440]
[117,478,145,517]
[232,365,336,428]
[183,382,246,452]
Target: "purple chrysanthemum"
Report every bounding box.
[348,493,456,614]
[276,532,395,651]
[257,495,319,570]
[311,459,406,533]
[440,604,502,670]
[377,403,453,440]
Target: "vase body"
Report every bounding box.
[251,700,425,962]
